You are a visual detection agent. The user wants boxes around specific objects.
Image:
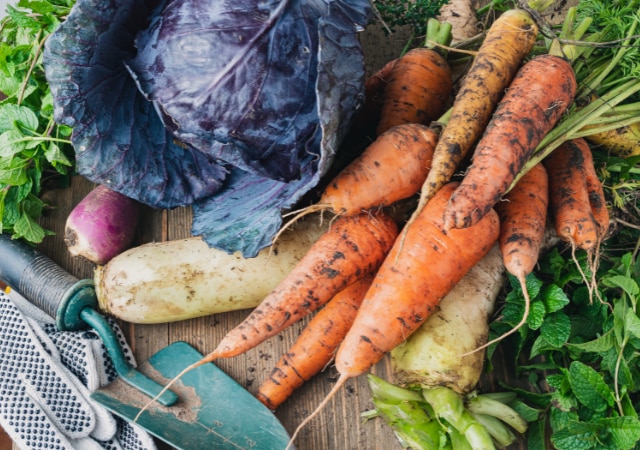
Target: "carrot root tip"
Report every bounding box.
[286,374,350,449]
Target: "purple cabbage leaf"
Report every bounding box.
[43,0,228,209]
[43,0,372,257]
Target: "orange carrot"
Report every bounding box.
[585,154,609,299]
[136,212,397,420]
[495,163,549,280]
[287,182,500,446]
[544,138,600,251]
[336,182,499,375]
[409,9,539,224]
[586,170,610,242]
[471,163,548,352]
[376,19,453,135]
[278,123,438,231]
[346,58,398,141]
[256,273,373,410]
[212,211,397,360]
[544,138,608,301]
[321,124,437,215]
[443,53,577,230]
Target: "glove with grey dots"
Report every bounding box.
[0,290,156,450]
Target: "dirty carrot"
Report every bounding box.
[408,8,539,226]
[544,138,600,252]
[256,273,373,410]
[544,138,608,301]
[442,52,576,230]
[134,211,398,420]
[585,168,610,242]
[287,182,500,446]
[496,163,549,280]
[585,159,610,299]
[376,19,454,135]
[278,123,438,233]
[469,163,548,353]
[212,211,397,359]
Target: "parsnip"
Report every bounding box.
[366,245,530,450]
[390,244,505,394]
[95,217,329,323]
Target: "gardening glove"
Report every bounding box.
[0,289,157,450]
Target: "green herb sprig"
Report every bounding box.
[372,0,450,54]
[0,0,75,244]
[489,159,640,450]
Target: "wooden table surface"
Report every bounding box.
[29,25,524,450]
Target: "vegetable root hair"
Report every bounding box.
[271,204,333,250]
[133,358,208,423]
[286,374,349,450]
[462,163,548,355]
[461,272,532,357]
[544,138,608,304]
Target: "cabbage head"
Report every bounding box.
[44,0,371,256]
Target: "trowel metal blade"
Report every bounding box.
[91,341,293,449]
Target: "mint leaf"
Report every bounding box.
[0,104,39,131]
[526,419,547,450]
[624,309,640,341]
[602,416,640,449]
[530,334,555,358]
[541,283,571,313]
[0,0,75,244]
[12,208,46,243]
[527,300,547,330]
[567,331,615,353]
[603,275,640,298]
[0,130,28,156]
[509,272,543,299]
[541,311,571,347]
[0,158,30,185]
[552,427,599,450]
[569,361,615,412]
[44,141,72,166]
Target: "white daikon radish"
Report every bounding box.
[95,217,329,323]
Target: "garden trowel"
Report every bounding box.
[0,234,293,449]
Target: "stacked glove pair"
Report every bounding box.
[0,290,157,450]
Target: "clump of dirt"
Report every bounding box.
[438,0,480,43]
[98,360,201,423]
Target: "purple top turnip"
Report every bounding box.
[65,184,140,265]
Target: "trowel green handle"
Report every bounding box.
[0,234,178,406]
[0,233,95,330]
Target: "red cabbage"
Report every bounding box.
[44,0,371,256]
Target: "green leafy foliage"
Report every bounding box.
[490,224,640,449]
[0,0,75,243]
[372,0,449,36]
